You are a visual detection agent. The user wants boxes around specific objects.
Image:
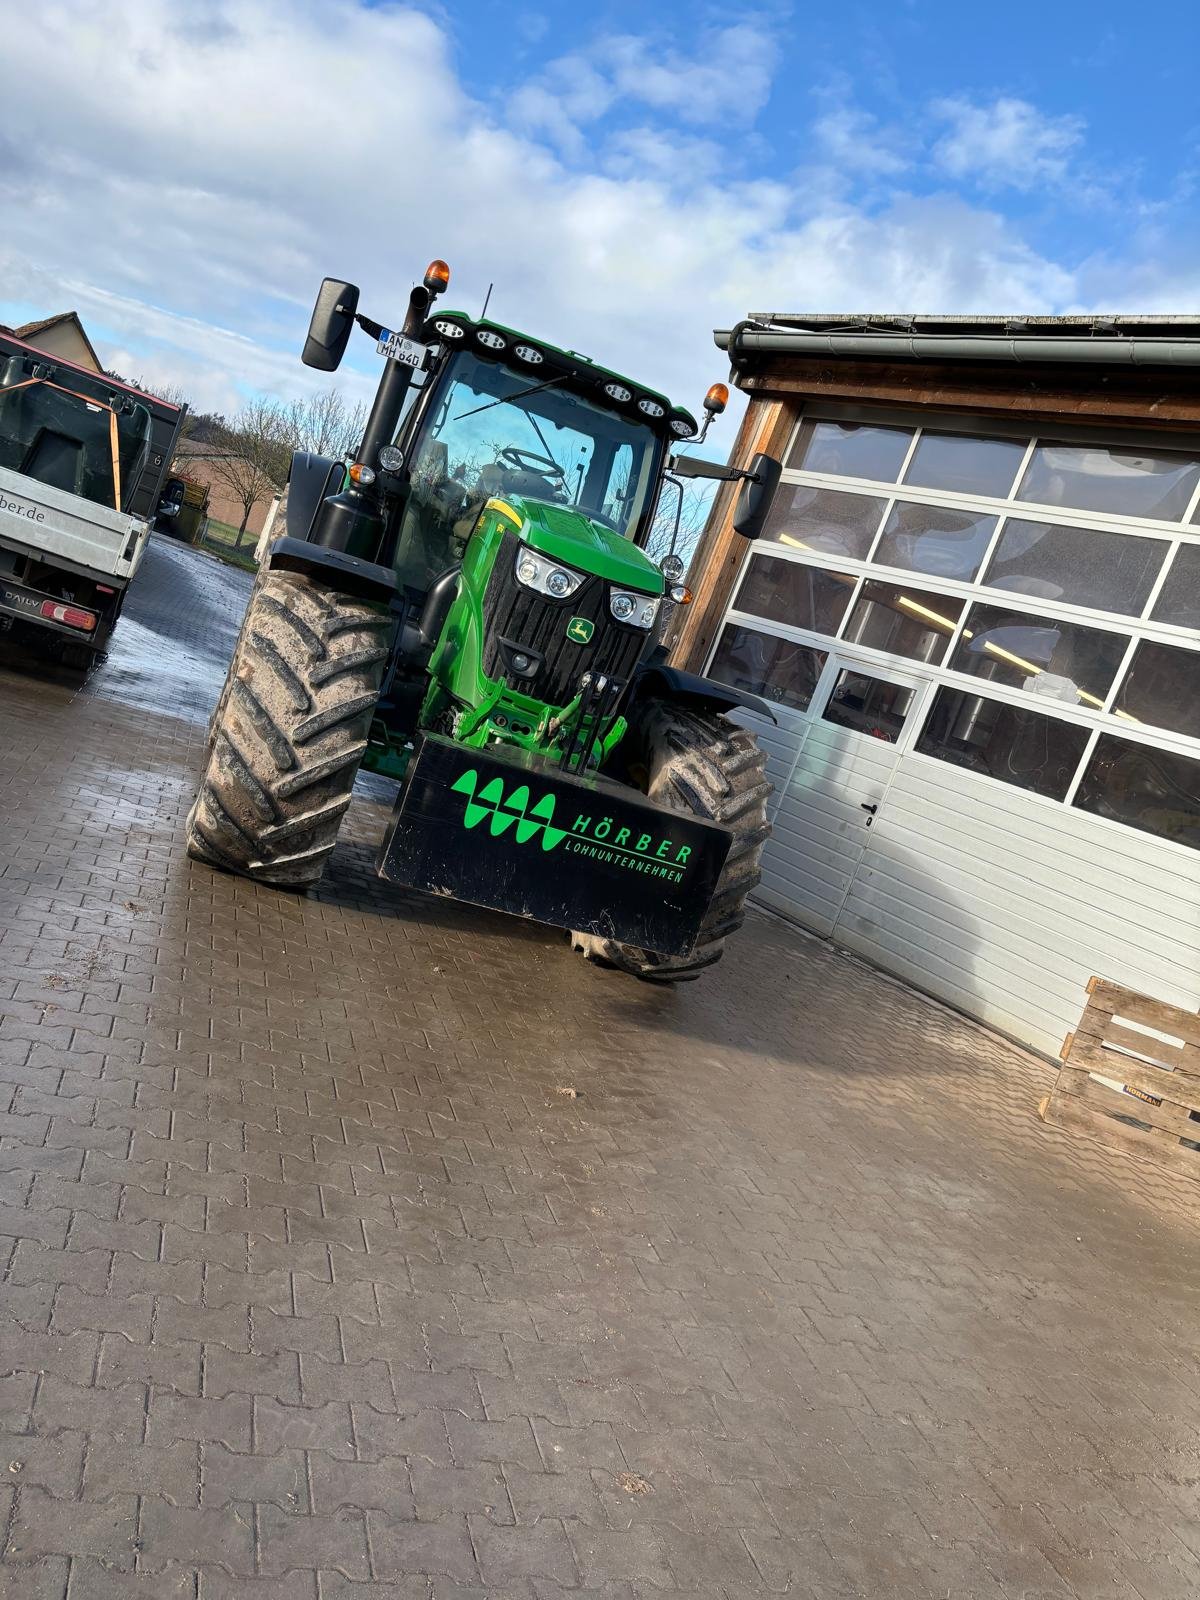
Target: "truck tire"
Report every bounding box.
[186,570,390,889]
[570,701,770,981]
[58,640,97,671]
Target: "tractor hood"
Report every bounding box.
[505,496,665,596]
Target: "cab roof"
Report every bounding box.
[427,310,698,441]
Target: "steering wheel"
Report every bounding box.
[499,446,567,481]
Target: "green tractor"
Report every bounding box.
[186,260,782,979]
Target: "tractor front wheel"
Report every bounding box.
[570,700,770,981]
[186,570,390,889]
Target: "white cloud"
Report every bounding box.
[931,96,1085,192]
[812,98,910,179]
[0,1,1154,438]
[511,21,778,148]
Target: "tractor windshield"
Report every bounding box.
[392,350,662,593]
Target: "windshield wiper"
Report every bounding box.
[453,374,568,422]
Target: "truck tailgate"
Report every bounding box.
[0,465,146,581]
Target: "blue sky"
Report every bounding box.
[1,0,1195,434]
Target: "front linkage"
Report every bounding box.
[186,258,782,980]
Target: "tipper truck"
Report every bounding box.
[0,329,185,665]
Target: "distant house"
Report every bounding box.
[171,440,278,542]
[0,312,103,373]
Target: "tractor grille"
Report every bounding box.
[481,531,649,707]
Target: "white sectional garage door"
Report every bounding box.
[707,407,1200,1058]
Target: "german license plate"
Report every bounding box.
[376,331,426,368]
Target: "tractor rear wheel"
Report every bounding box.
[186,570,390,889]
[570,700,770,981]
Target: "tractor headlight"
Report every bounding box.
[610,589,660,629]
[514,545,585,599]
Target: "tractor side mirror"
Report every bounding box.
[733,453,782,540]
[302,278,361,371]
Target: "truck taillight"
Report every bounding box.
[39,601,96,632]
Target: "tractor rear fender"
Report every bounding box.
[285,451,344,543]
[627,663,777,724]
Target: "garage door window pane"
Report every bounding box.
[983,518,1167,615]
[734,554,856,635]
[787,419,912,482]
[916,688,1091,800]
[1017,442,1200,522]
[1073,735,1200,851]
[842,580,963,664]
[903,431,1027,499]
[823,670,916,743]
[1111,642,1200,741]
[709,623,828,712]
[949,604,1128,709]
[763,484,885,560]
[1150,543,1200,628]
[873,500,998,581]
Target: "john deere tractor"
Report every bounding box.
[186,260,782,979]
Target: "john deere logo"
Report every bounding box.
[565,616,593,644]
[451,770,565,851]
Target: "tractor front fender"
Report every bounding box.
[268,537,398,603]
[628,663,777,724]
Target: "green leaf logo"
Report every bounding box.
[451,770,566,851]
[565,616,594,644]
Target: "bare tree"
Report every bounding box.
[283,389,368,460]
[206,399,291,546]
[145,381,192,412]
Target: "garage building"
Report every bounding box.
[675,316,1200,1057]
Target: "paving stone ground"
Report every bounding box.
[0,535,1197,1600]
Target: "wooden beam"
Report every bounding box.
[739,357,1200,429]
[670,398,792,671]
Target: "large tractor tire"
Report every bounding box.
[206,506,287,744]
[186,570,390,889]
[206,570,260,743]
[571,701,771,981]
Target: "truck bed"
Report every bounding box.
[0,463,147,584]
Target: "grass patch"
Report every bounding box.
[204,543,258,573]
[198,516,259,572]
[203,517,253,550]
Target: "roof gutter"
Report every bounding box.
[718,325,1200,369]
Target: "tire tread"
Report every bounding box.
[186,571,389,889]
[570,699,770,982]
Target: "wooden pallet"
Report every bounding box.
[1039,977,1200,1178]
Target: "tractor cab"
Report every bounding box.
[385,315,692,602]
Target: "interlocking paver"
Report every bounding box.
[0,536,1197,1598]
